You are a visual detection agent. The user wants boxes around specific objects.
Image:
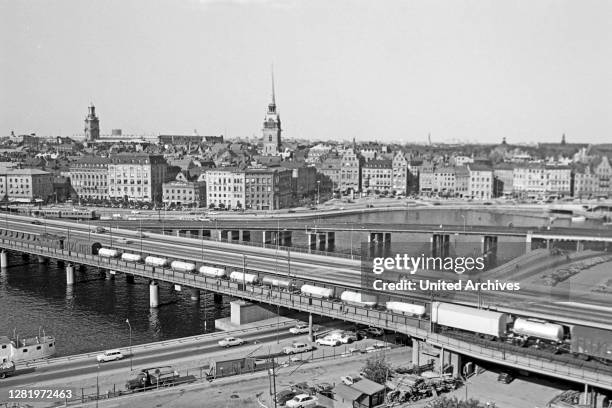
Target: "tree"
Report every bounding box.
[361,356,391,385]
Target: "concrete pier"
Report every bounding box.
[66,264,75,285]
[190,288,200,301]
[37,255,47,264]
[126,274,135,284]
[213,293,223,304]
[0,251,7,268]
[149,281,159,308]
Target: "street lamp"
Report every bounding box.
[125,318,133,371]
[316,180,321,206]
[461,214,466,232]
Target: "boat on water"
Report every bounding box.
[0,332,56,364]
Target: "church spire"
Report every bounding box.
[271,65,276,106]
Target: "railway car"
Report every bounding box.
[385,301,426,317]
[340,291,377,307]
[569,325,612,364]
[262,276,294,290]
[144,256,168,267]
[121,253,143,263]
[300,284,334,299]
[431,301,508,339]
[199,266,226,278]
[229,271,259,284]
[170,261,196,273]
[512,318,564,343]
[98,248,120,258]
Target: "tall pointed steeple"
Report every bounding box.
[262,66,281,155]
[268,65,277,114]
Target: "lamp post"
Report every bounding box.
[316,180,320,206]
[139,219,143,255]
[461,214,466,232]
[125,318,132,371]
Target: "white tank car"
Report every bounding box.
[262,276,293,289]
[385,301,426,317]
[512,318,564,342]
[98,248,120,258]
[199,266,226,278]
[301,284,334,299]
[144,256,168,267]
[431,301,508,338]
[229,271,259,284]
[121,253,142,263]
[340,291,377,307]
[170,261,196,273]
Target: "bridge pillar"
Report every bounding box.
[175,229,181,237]
[307,233,316,251]
[149,281,159,308]
[525,232,532,253]
[190,288,200,302]
[482,236,498,267]
[213,293,223,304]
[66,264,75,285]
[432,234,450,258]
[450,351,462,378]
[279,230,292,247]
[576,240,584,252]
[37,255,47,264]
[262,230,274,247]
[239,230,251,242]
[317,233,327,251]
[308,313,314,342]
[126,274,135,284]
[202,229,211,239]
[326,232,335,251]
[0,251,7,269]
[411,339,421,366]
[229,230,240,242]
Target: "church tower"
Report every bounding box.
[84,104,100,142]
[262,71,281,155]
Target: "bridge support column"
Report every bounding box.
[190,288,200,302]
[525,232,532,253]
[482,236,498,266]
[149,281,159,308]
[229,230,240,242]
[316,233,327,251]
[239,230,250,242]
[126,274,135,284]
[583,383,589,405]
[202,229,211,239]
[411,339,421,366]
[308,313,314,342]
[66,264,75,285]
[0,251,7,269]
[450,351,462,378]
[308,233,316,251]
[213,293,223,304]
[576,240,584,252]
[262,231,274,247]
[326,232,335,251]
[37,255,47,264]
[431,234,450,258]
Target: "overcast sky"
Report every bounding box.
[1,0,611,144]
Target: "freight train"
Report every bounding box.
[430,302,612,365]
[93,245,612,365]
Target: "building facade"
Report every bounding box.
[433,167,456,196]
[361,160,392,193]
[0,169,54,202]
[468,164,493,200]
[162,172,206,207]
[339,148,361,192]
[244,167,292,210]
[392,151,409,194]
[205,168,245,209]
[84,104,100,142]
[69,156,109,200]
[108,154,167,203]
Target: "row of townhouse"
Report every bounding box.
[419,164,494,200]
[0,168,54,203]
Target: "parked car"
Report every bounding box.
[289,324,310,335]
[340,374,362,385]
[285,394,318,408]
[283,342,314,355]
[30,220,43,225]
[94,226,106,233]
[315,336,341,347]
[96,349,124,363]
[497,372,515,384]
[275,390,296,405]
[291,382,317,395]
[217,337,245,348]
[365,327,384,336]
[355,330,368,340]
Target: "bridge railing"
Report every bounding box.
[3,240,612,389]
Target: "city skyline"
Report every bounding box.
[2,0,611,144]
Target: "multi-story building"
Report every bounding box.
[0,168,54,202]
[493,164,515,197]
[205,168,245,209]
[418,161,435,196]
[455,166,469,198]
[244,167,292,210]
[340,148,361,193]
[545,166,572,197]
[392,151,409,194]
[573,164,598,198]
[513,164,545,198]
[316,158,342,192]
[108,154,167,203]
[361,160,392,193]
[468,164,493,200]
[69,156,109,200]
[433,167,456,196]
[451,155,474,167]
[162,172,206,207]
[280,162,317,199]
[593,156,612,197]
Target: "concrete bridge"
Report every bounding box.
[1,220,612,393]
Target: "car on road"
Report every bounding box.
[197,217,211,222]
[217,337,245,348]
[0,361,16,379]
[497,372,515,384]
[30,220,43,225]
[315,336,341,347]
[289,323,318,335]
[283,342,314,355]
[116,237,132,244]
[285,394,318,408]
[355,329,368,340]
[94,226,106,233]
[274,390,296,405]
[365,327,384,336]
[96,349,124,363]
[340,374,362,385]
[365,342,387,353]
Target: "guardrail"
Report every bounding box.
[2,240,612,390]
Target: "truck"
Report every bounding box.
[125,366,179,390]
[0,361,16,379]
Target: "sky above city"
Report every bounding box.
[1,0,611,144]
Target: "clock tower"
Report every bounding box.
[84,104,100,142]
[262,72,281,155]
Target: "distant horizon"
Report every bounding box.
[2,1,611,144]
